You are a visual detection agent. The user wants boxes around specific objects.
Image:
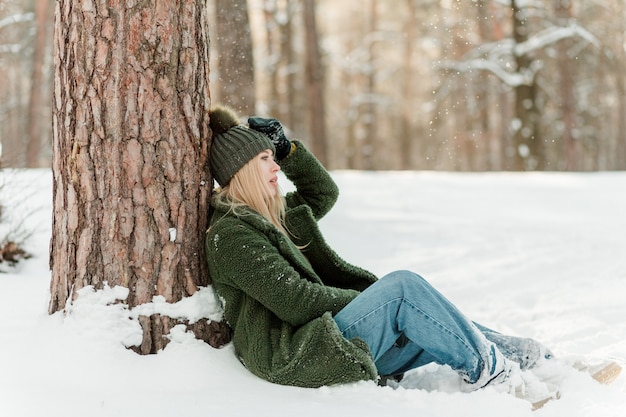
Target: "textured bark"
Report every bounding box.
[50,0,229,353]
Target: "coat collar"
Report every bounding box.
[210,199,320,280]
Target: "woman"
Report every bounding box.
[205,106,552,391]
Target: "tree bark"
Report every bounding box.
[50,0,230,353]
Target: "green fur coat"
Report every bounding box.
[205,141,379,387]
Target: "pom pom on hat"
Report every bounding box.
[209,106,241,137]
[208,106,275,186]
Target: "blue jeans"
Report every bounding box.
[333,270,498,383]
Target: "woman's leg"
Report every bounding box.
[374,338,437,377]
[333,270,509,386]
[474,323,553,370]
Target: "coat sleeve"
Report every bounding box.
[207,220,359,327]
[280,141,339,220]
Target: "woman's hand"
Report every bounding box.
[248,116,292,160]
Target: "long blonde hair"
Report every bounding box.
[213,154,288,236]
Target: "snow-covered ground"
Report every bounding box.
[1,169,625,417]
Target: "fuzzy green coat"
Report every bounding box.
[205,141,379,387]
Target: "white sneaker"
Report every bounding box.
[461,345,513,392]
[488,363,560,408]
[484,333,554,370]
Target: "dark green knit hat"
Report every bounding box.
[209,106,275,186]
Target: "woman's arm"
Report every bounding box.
[247,117,338,219]
[207,219,358,327]
[280,141,339,220]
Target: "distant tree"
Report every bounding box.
[553,0,577,170]
[256,0,309,138]
[50,0,230,353]
[433,0,606,171]
[302,0,328,166]
[511,0,542,170]
[615,2,626,168]
[258,0,280,116]
[472,0,504,170]
[0,7,35,167]
[341,1,379,170]
[246,0,625,171]
[278,0,298,131]
[213,0,255,115]
[25,0,51,168]
[362,0,378,170]
[399,0,417,170]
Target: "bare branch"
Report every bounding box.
[0,12,34,30]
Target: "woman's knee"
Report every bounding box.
[381,270,425,283]
[379,270,429,294]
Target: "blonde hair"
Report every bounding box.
[213,154,288,236]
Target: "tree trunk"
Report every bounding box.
[261,0,280,117]
[50,0,230,353]
[614,2,626,170]
[25,0,50,168]
[214,0,255,115]
[554,0,577,171]
[363,0,377,170]
[399,0,417,170]
[511,0,542,171]
[280,1,297,130]
[474,0,496,170]
[302,0,328,166]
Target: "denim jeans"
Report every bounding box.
[333,270,498,382]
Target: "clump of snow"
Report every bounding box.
[64,283,143,348]
[169,227,177,242]
[130,286,224,324]
[1,169,625,417]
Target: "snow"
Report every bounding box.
[437,22,599,89]
[1,168,625,417]
[0,13,34,30]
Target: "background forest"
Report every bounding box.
[1,3,625,415]
[1,0,625,171]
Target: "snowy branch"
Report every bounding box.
[0,44,23,55]
[514,21,600,57]
[437,58,527,87]
[436,21,600,88]
[0,13,34,30]
[0,13,34,57]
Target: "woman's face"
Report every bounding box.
[257,149,281,197]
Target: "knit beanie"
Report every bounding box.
[209,106,275,186]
